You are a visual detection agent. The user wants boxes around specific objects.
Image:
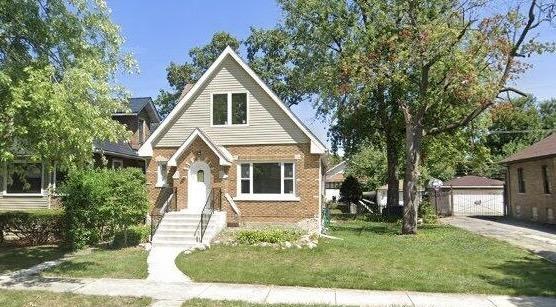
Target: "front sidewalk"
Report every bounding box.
[1,274,555,307]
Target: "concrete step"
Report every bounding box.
[151,241,200,249]
[161,217,201,223]
[155,229,197,236]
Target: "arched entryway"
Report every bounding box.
[187,161,212,212]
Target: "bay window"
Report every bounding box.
[237,162,296,200]
[212,92,248,126]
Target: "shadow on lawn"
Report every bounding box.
[482,256,556,297]
[330,223,400,235]
[0,246,68,274]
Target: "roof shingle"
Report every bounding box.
[443,176,503,187]
[501,133,556,163]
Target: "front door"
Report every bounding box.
[187,161,211,212]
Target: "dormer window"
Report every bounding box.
[211,93,247,126]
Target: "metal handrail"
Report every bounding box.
[194,188,221,243]
[150,187,177,241]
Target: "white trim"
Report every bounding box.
[233,195,300,202]
[167,128,233,167]
[138,46,326,157]
[224,193,241,215]
[236,161,296,200]
[2,161,46,197]
[209,92,249,127]
[318,157,323,233]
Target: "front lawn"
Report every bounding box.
[43,246,148,279]
[0,289,150,307]
[176,219,556,296]
[0,245,67,275]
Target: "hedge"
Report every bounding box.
[0,210,64,245]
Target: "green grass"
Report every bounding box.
[182,299,335,307]
[176,219,556,296]
[43,246,148,279]
[0,245,67,274]
[0,289,150,307]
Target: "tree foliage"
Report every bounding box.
[0,0,134,169]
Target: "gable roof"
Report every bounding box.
[138,47,326,157]
[93,140,140,159]
[325,161,346,176]
[168,128,233,167]
[114,97,161,123]
[501,133,556,163]
[443,176,504,187]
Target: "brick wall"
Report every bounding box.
[146,141,322,226]
[507,156,556,224]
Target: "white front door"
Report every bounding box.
[187,161,211,212]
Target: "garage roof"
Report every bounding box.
[443,176,504,187]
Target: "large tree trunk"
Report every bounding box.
[402,118,423,234]
[385,137,400,207]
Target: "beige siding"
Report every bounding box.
[0,196,49,210]
[155,56,309,147]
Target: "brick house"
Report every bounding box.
[0,97,160,210]
[502,133,556,224]
[138,47,327,236]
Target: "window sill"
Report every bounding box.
[233,195,300,202]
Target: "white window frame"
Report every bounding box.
[210,92,249,127]
[2,160,45,197]
[234,161,299,201]
[112,159,124,169]
[156,161,168,188]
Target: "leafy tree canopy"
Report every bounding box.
[0,0,135,169]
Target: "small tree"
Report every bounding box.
[340,175,362,205]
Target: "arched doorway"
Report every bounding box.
[187,161,212,212]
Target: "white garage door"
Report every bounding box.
[452,188,504,216]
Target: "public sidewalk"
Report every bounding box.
[1,274,556,307]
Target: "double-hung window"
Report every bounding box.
[517,168,526,193]
[237,162,296,200]
[212,93,247,126]
[542,165,551,194]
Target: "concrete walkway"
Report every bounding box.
[1,274,556,306]
[443,216,556,262]
[147,247,191,283]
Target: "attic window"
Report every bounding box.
[212,93,247,126]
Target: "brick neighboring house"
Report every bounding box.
[502,133,556,224]
[138,47,327,232]
[0,97,160,210]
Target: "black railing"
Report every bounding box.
[195,188,221,243]
[150,187,177,241]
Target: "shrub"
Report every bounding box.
[112,224,150,248]
[236,228,302,245]
[340,175,362,204]
[418,201,438,224]
[0,210,64,245]
[60,168,148,249]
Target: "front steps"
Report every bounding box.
[151,210,226,249]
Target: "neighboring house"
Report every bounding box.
[94,97,161,169]
[138,47,327,234]
[0,97,160,211]
[376,180,424,208]
[325,161,346,201]
[434,176,504,216]
[501,133,556,224]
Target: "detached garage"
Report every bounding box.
[438,176,505,216]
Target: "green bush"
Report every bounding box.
[236,228,302,245]
[0,210,64,245]
[419,201,438,224]
[112,224,149,248]
[340,175,362,203]
[60,168,148,249]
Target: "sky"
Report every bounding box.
[107,0,556,147]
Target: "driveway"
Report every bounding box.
[443,216,556,263]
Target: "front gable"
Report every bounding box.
[139,47,326,157]
[155,56,308,147]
